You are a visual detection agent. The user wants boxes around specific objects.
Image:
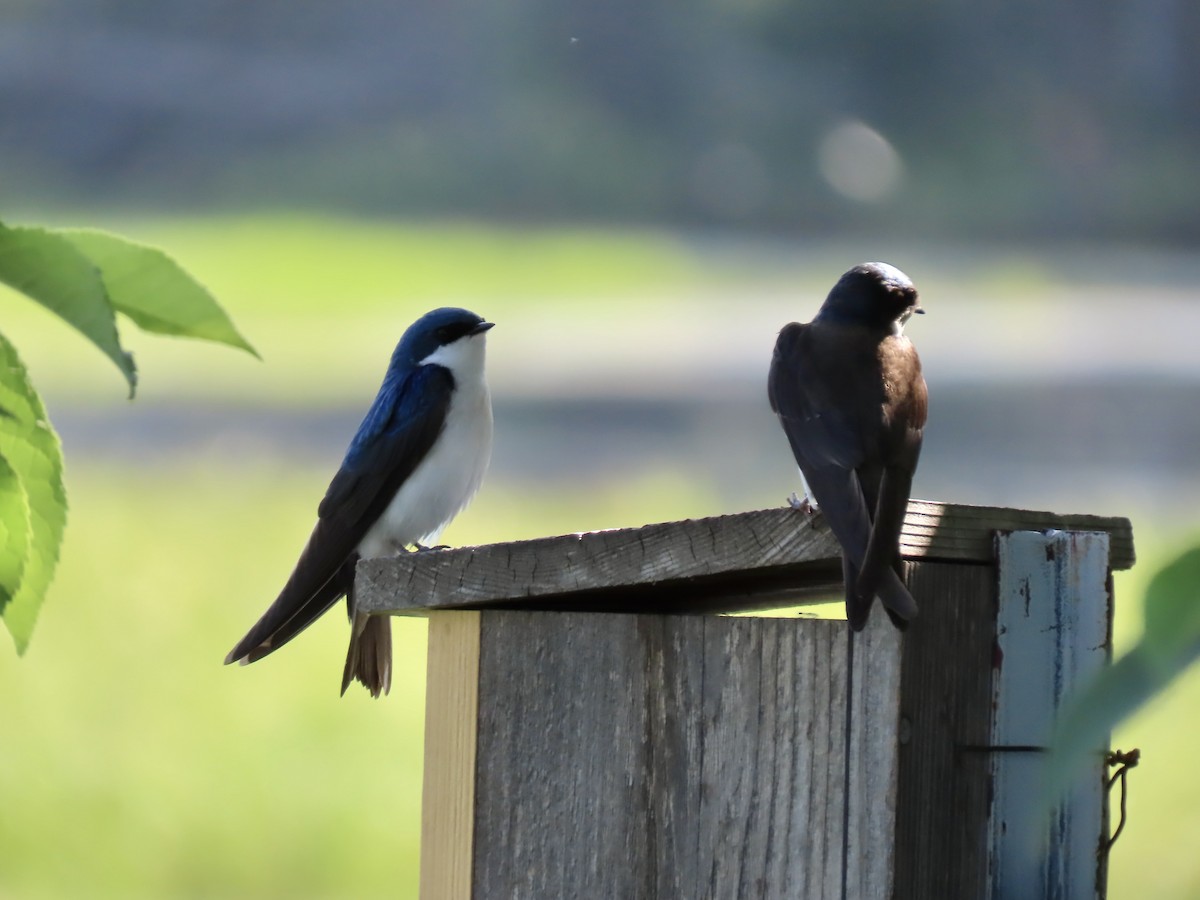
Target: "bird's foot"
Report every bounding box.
[787,492,819,523]
[412,542,450,552]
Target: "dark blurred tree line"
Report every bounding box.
[3,0,1198,240]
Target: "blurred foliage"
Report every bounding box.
[1046,543,1200,801]
[0,333,65,656]
[0,220,255,651]
[1104,536,1200,899]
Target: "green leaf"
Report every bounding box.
[1042,647,1161,794]
[1141,546,1200,676]
[1042,543,1200,801]
[0,332,67,653]
[0,449,31,610]
[0,223,137,396]
[58,229,259,358]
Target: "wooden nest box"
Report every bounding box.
[357,501,1134,900]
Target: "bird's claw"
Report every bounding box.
[787,492,819,525]
[412,542,450,552]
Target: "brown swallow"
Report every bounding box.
[768,262,928,631]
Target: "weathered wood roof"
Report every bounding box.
[356,501,1134,616]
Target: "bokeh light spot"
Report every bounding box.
[817,120,904,203]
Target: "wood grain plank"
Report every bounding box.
[357,501,1133,616]
[892,562,997,900]
[419,611,481,900]
[847,611,904,899]
[466,610,899,899]
[989,532,1111,900]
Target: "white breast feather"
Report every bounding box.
[357,333,493,558]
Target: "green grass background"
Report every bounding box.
[0,213,1196,898]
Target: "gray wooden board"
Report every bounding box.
[469,610,902,900]
[989,531,1112,900]
[357,502,1134,616]
[892,561,998,900]
[847,612,905,900]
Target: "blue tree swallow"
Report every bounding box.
[225,307,494,696]
[768,263,927,631]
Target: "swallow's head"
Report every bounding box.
[817,262,923,332]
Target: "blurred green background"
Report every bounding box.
[4,2,1200,897]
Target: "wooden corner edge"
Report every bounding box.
[420,610,482,900]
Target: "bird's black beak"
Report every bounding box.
[912,306,925,315]
[471,321,495,335]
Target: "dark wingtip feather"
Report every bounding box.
[842,557,870,631]
[225,557,357,670]
[846,595,872,632]
[854,566,918,631]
